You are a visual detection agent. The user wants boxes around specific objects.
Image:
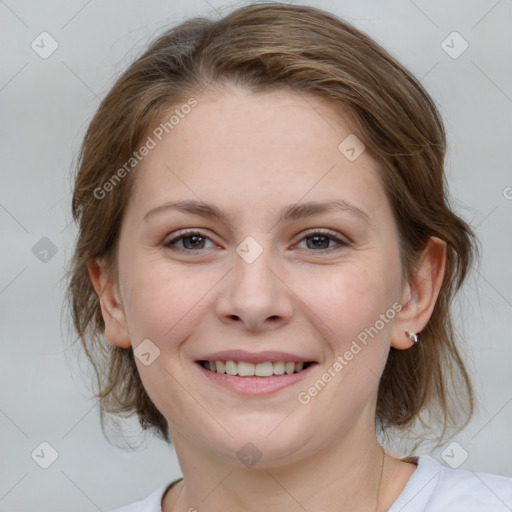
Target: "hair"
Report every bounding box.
[64,1,478,450]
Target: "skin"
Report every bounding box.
[88,86,446,511]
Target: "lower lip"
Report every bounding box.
[196,363,317,395]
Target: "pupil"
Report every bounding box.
[309,235,328,249]
[185,235,204,249]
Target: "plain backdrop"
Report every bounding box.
[0,0,511,510]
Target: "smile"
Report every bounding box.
[199,360,313,377]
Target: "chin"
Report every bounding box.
[205,419,319,469]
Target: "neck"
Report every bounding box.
[165,415,386,512]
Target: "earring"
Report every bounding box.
[404,330,419,343]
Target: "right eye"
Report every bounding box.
[163,230,216,251]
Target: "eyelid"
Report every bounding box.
[164,228,351,252]
[164,229,217,248]
[297,228,351,245]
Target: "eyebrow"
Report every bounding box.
[143,199,371,225]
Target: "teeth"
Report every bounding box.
[255,362,273,377]
[273,361,285,375]
[238,361,255,376]
[215,361,226,374]
[285,362,295,375]
[225,360,237,376]
[203,360,308,376]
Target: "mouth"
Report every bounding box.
[198,360,314,377]
[195,357,318,395]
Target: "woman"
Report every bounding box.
[65,3,512,511]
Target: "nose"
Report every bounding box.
[214,243,294,332]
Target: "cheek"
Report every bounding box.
[120,255,215,344]
[122,260,209,422]
[295,262,398,348]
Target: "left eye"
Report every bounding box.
[163,230,349,252]
[295,231,349,251]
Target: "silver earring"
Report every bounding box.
[405,330,419,343]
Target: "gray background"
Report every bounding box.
[0,0,511,510]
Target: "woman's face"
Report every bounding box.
[111,87,409,465]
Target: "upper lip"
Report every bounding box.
[197,350,316,364]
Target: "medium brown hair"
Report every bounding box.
[65,2,478,448]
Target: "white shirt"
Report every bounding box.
[110,455,512,511]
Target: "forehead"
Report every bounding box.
[125,87,388,224]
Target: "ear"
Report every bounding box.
[87,258,131,348]
[391,236,447,350]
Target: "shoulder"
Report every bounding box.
[389,455,512,512]
[108,483,170,512]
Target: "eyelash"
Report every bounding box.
[163,229,350,254]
